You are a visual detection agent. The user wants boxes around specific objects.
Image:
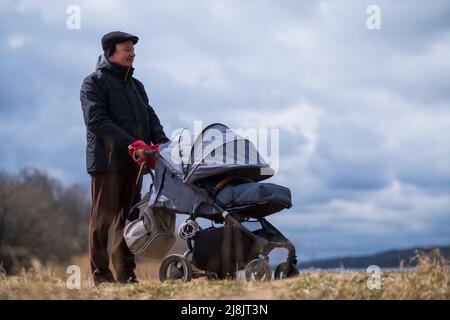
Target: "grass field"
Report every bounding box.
[0,251,448,300]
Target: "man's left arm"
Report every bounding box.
[136,81,169,144]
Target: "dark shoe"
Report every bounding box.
[118,275,139,284]
[125,276,139,284]
[94,278,116,287]
[117,271,139,284]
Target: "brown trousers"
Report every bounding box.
[89,171,141,283]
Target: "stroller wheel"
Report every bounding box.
[245,259,272,281]
[159,254,192,282]
[274,262,299,279]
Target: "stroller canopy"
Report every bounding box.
[158,123,275,184]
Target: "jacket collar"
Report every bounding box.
[96,54,134,81]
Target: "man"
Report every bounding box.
[80,31,169,286]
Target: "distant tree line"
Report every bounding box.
[0,168,90,273]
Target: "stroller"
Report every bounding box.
[124,123,298,281]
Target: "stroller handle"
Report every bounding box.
[144,149,178,177]
[144,149,161,159]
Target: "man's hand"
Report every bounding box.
[134,148,146,162]
[128,140,148,167]
[127,140,160,170]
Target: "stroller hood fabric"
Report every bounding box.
[157,123,275,184]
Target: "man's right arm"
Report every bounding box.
[80,75,135,149]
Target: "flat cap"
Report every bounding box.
[101,31,139,50]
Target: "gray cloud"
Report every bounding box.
[1,0,449,259]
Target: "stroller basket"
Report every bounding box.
[191,226,260,274]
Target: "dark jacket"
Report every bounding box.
[80,55,169,173]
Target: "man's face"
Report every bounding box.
[109,40,135,68]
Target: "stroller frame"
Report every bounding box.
[145,149,298,281]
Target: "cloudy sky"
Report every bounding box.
[1,0,449,260]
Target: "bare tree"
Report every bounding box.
[0,168,90,273]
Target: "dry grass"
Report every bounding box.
[0,251,448,300]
